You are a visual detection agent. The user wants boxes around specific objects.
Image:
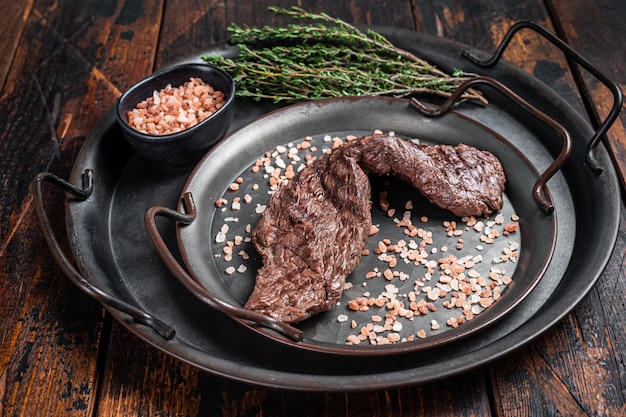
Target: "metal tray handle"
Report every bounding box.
[460,20,623,174]
[33,169,176,340]
[145,192,305,342]
[410,75,572,215]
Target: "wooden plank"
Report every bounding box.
[548,0,626,187]
[94,327,203,417]
[411,0,584,113]
[0,0,164,415]
[155,0,418,68]
[0,0,35,92]
[0,230,106,417]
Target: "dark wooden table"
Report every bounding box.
[2,1,625,415]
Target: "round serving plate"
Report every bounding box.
[176,95,558,356]
[60,27,620,390]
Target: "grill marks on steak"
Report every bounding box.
[247,148,372,323]
[245,134,506,323]
[345,135,505,217]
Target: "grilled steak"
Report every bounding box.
[245,134,506,323]
[345,134,505,217]
[246,142,373,323]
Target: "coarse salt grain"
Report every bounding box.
[337,314,349,322]
[127,77,225,135]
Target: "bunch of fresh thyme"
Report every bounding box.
[202,6,484,103]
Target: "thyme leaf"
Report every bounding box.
[202,6,484,104]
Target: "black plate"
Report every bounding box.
[178,96,556,355]
[63,28,620,390]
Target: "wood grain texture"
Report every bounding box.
[0,0,34,92]
[412,0,584,113]
[549,0,626,187]
[94,326,202,417]
[154,0,417,68]
[0,0,163,415]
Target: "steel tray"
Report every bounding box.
[35,24,621,390]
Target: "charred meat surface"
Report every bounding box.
[345,134,506,217]
[246,144,372,323]
[245,134,506,323]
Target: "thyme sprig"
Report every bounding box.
[202,6,484,103]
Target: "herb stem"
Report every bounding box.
[202,6,485,104]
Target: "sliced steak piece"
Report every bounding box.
[246,145,372,323]
[245,134,506,323]
[343,134,506,217]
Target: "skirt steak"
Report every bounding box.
[245,134,506,323]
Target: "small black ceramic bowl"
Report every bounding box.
[116,63,235,166]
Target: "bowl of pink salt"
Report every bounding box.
[116,63,235,165]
